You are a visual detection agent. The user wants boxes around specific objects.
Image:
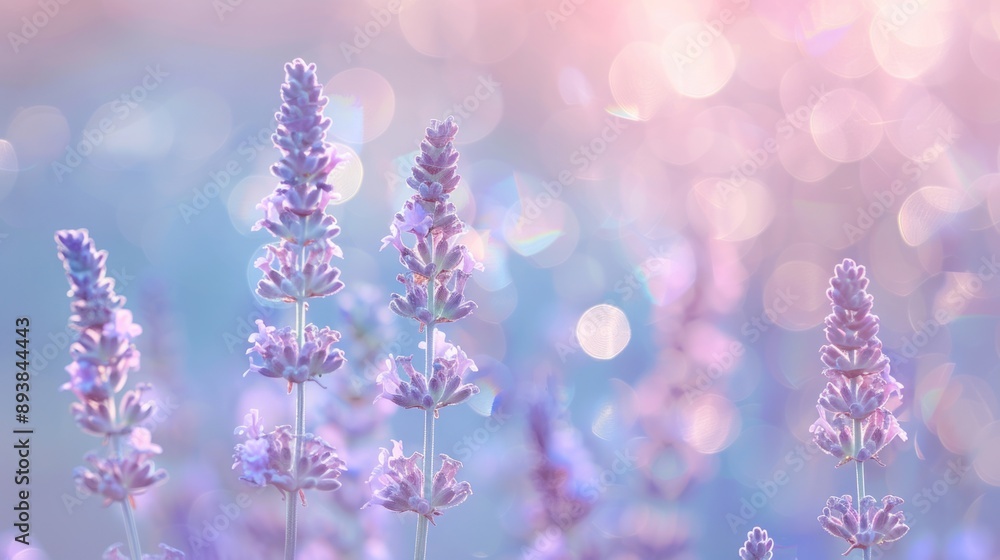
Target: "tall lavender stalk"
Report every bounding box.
[55,229,183,560]
[232,59,347,560]
[363,117,481,560]
[810,259,909,557]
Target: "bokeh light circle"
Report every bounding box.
[661,22,736,99]
[325,68,396,144]
[327,143,363,204]
[0,139,18,201]
[576,304,631,360]
[5,105,70,167]
[809,88,883,162]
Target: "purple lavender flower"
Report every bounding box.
[253,58,345,305]
[246,319,345,391]
[73,447,167,507]
[738,527,773,560]
[237,58,351,560]
[232,410,345,504]
[812,259,906,464]
[812,260,909,556]
[57,229,181,557]
[818,495,909,555]
[374,335,479,415]
[363,440,472,523]
[381,117,483,328]
[56,229,125,329]
[820,259,889,379]
[377,118,482,560]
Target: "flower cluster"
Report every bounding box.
[362,440,472,523]
[818,495,909,555]
[252,58,345,304]
[809,259,909,554]
[381,117,483,328]
[374,330,479,415]
[246,319,345,392]
[810,259,906,466]
[738,527,773,560]
[56,229,180,556]
[233,410,346,505]
[57,230,167,498]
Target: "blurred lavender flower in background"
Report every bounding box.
[56,228,182,559]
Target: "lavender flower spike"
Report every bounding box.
[57,229,182,558]
[236,58,351,560]
[378,118,482,560]
[738,527,774,560]
[812,259,908,559]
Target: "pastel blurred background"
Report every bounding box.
[3,0,1000,558]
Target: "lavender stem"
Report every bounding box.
[285,297,306,560]
[414,285,436,560]
[112,434,143,560]
[852,377,867,560]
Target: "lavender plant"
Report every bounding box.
[55,229,182,559]
[810,259,909,557]
[363,117,481,560]
[231,58,347,560]
[738,527,773,560]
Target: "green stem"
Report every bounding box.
[285,298,307,560]
[414,283,436,560]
